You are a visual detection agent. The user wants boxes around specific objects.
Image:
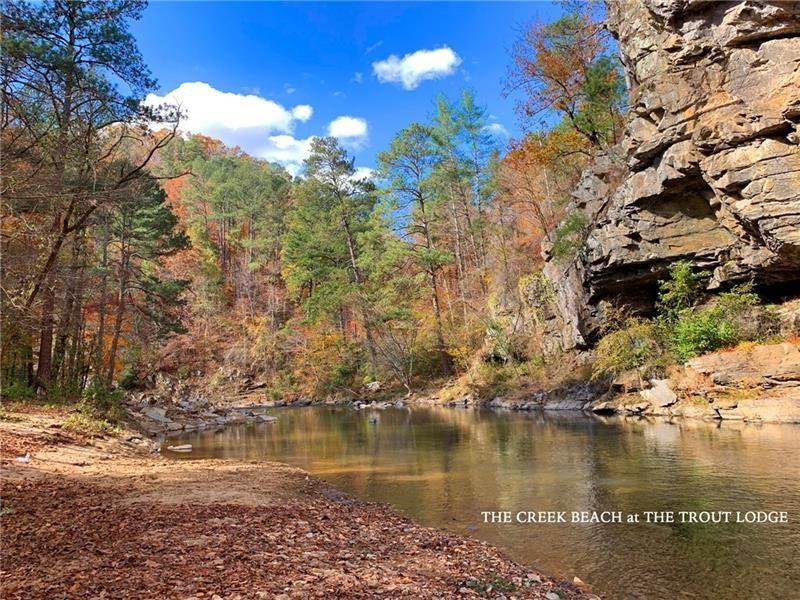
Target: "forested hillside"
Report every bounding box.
[7,0,793,415]
[2,0,632,408]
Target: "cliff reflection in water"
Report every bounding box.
[168,406,800,600]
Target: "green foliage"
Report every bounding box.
[81,380,124,423]
[47,380,83,403]
[282,137,377,324]
[593,261,781,376]
[0,378,35,400]
[657,261,708,322]
[0,500,15,517]
[593,318,667,379]
[485,319,527,364]
[474,362,515,397]
[505,2,625,147]
[550,211,589,260]
[669,285,776,362]
[117,365,139,390]
[573,55,628,145]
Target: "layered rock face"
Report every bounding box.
[544,0,800,350]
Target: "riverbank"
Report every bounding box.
[418,339,800,424]
[0,406,590,599]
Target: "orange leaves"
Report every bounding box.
[504,5,612,137]
[497,130,588,255]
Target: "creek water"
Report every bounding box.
[166,406,800,599]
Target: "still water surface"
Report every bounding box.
[168,406,800,599]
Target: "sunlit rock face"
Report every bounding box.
[544,0,800,350]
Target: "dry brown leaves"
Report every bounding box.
[0,474,588,599]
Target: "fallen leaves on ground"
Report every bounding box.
[0,408,591,599]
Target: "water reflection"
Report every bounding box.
[168,407,800,599]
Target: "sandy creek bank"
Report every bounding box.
[0,406,590,599]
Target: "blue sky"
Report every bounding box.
[134,1,564,175]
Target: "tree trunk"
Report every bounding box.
[428,267,452,377]
[67,244,87,387]
[94,214,110,378]
[34,265,57,391]
[52,237,83,386]
[106,250,129,387]
[33,11,76,392]
[340,214,378,373]
[416,195,452,378]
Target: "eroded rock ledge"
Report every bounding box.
[542,0,800,350]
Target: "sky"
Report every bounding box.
[133,1,564,176]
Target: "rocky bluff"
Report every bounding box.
[543,0,800,350]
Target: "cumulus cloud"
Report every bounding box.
[144,82,312,135]
[372,47,461,90]
[292,105,313,121]
[143,82,316,173]
[256,134,314,176]
[328,115,368,142]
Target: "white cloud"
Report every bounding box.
[327,116,368,147]
[143,82,317,173]
[292,105,313,121]
[144,82,312,135]
[484,123,509,139]
[284,83,296,95]
[352,72,364,84]
[256,134,314,176]
[372,47,461,90]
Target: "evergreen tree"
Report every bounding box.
[282,137,380,372]
[104,171,189,385]
[379,124,454,377]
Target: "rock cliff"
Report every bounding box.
[543,0,800,350]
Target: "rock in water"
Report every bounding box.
[541,0,800,351]
[165,444,193,452]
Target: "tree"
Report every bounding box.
[1,0,178,390]
[282,137,380,373]
[379,124,454,377]
[504,2,626,147]
[103,170,189,385]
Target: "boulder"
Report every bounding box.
[364,381,383,393]
[640,379,678,408]
[143,407,169,424]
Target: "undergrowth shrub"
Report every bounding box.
[0,378,35,400]
[593,318,667,379]
[81,379,124,422]
[593,262,782,375]
[62,412,119,437]
[669,285,779,362]
[473,362,515,397]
